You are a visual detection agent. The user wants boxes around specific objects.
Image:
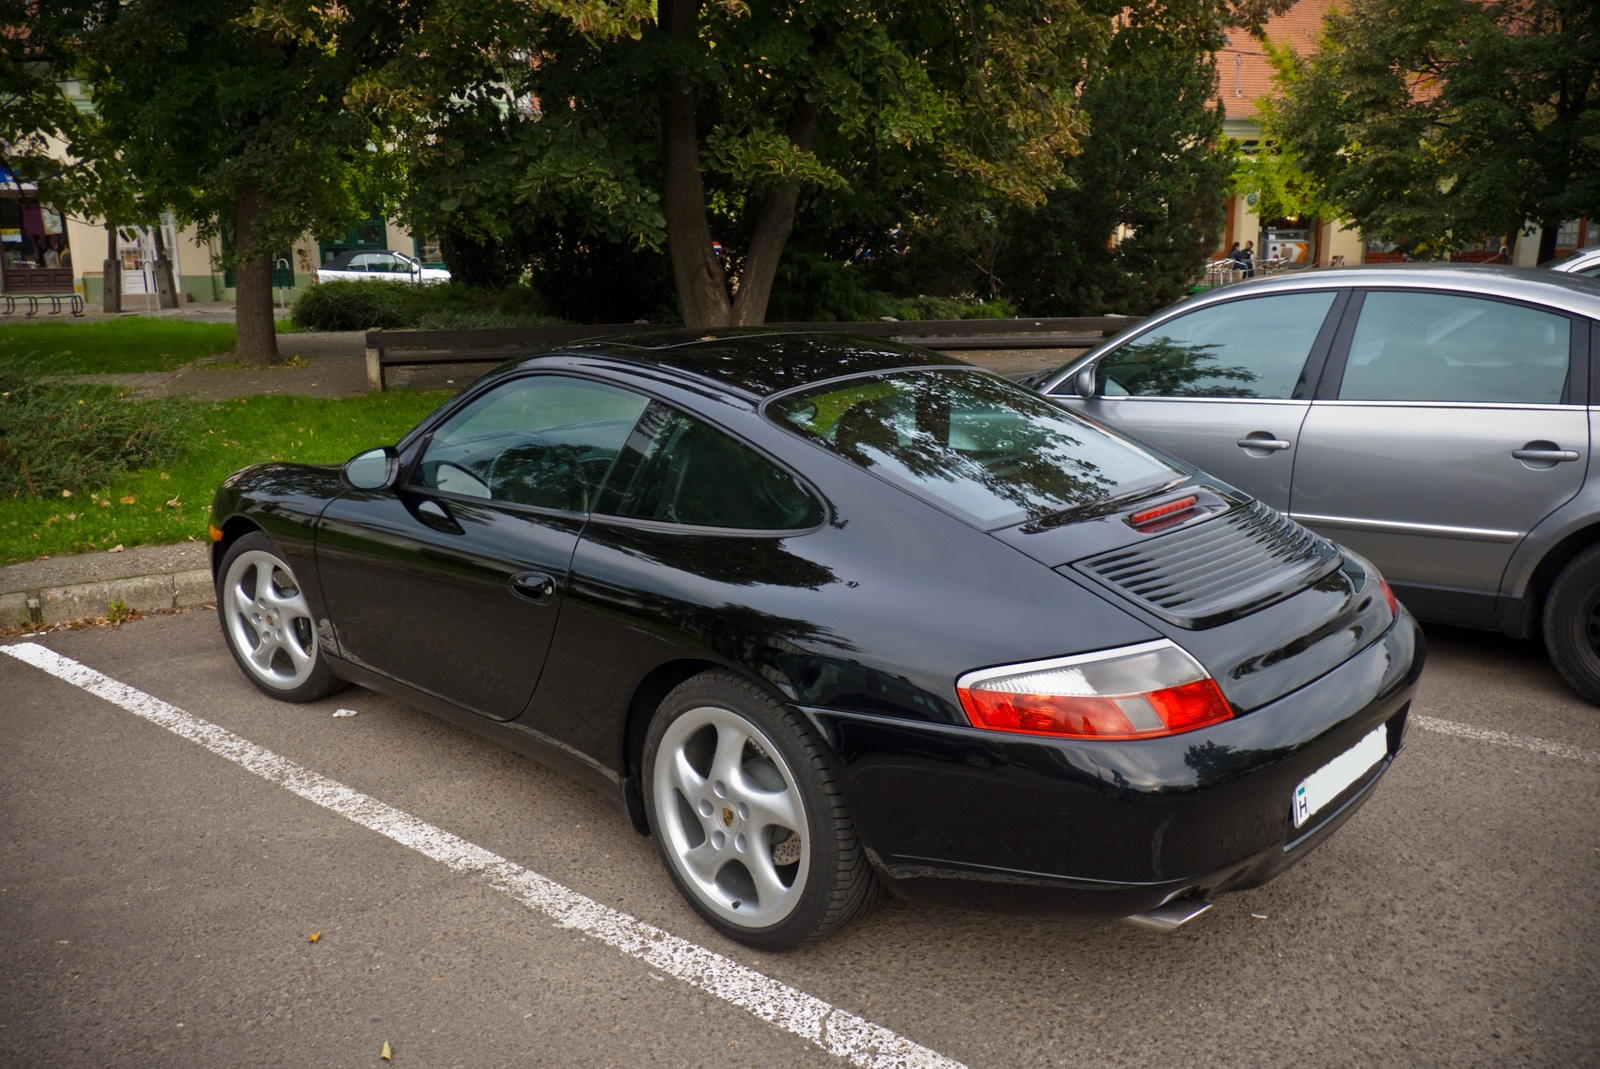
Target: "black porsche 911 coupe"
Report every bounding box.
[210,331,1423,949]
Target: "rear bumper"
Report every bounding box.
[806,615,1424,917]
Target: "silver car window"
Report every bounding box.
[1339,291,1569,404]
[1092,291,1337,399]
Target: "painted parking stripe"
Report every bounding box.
[1,643,964,1069]
[1414,714,1600,766]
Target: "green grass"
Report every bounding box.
[0,390,451,565]
[0,318,243,376]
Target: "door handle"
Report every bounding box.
[1511,447,1579,463]
[511,570,557,601]
[1236,435,1292,452]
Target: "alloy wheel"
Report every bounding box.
[652,705,810,928]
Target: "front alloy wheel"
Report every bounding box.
[217,531,344,702]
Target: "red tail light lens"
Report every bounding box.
[956,641,1232,740]
[1378,576,1400,617]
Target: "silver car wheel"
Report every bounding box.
[220,548,319,691]
[652,705,810,928]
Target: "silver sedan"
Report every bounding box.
[1034,264,1600,704]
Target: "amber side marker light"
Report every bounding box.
[207,524,225,542]
[957,640,1232,740]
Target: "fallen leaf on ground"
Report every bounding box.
[167,497,183,508]
[333,708,358,718]
[380,1040,392,1061]
[308,932,320,943]
[107,544,124,553]
[119,495,136,505]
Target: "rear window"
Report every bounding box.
[766,369,1180,527]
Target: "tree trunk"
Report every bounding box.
[659,0,731,328]
[102,223,121,313]
[1537,221,1561,266]
[729,53,828,327]
[233,180,279,367]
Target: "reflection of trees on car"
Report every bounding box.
[1103,338,1261,398]
[775,372,1134,524]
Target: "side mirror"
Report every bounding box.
[343,446,400,490]
[1073,366,1096,399]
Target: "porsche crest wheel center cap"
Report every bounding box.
[721,806,735,828]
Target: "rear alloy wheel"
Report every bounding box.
[217,531,345,702]
[1543,544,1600,705]
[643,671,879,949]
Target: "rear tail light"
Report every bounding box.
[1378,575,1400,617]
[956,640,1232,740]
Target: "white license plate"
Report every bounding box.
[1293,724,1387,828]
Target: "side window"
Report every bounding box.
[599,403,822,530]
[1087,291,1338,399]
[1339,292,1570,403]
[346,254,371,270]
[413,375,650,511]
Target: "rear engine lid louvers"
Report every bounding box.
[1068,500,1341,629]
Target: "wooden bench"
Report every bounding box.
[365,316,1140,391]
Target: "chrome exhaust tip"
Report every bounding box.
[1123,897,1213,932]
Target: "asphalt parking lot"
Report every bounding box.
[3,610,1596,1068]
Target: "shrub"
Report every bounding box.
[290,280,563,332]
[0,374,193,498]
[290,280,409,331]
[768,250,1016,322]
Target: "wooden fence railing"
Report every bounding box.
[364,316,1141,391]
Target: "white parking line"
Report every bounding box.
[1,643,964,1069]
[1414,714,1600,765]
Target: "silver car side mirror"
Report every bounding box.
[1074,366,1096,399]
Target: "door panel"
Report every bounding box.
[315,373,652,720]
[1294,289,1588,598]
[1291,404,1588,592]
[1047,289,1342,511]
[317,491,581,720]
[1056,397,1306,511]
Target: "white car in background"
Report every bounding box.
[317,249,451,285]
[1547,248,1600,277]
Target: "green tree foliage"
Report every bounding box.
[61,2,429,364]
[1271,0,1600,261]
[0,1,158,254]
[391,0,1101,327]
[991,25,1234,315]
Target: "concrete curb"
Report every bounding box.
[0,543,213,627]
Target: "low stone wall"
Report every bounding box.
[0,543,213,627]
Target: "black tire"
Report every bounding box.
[1543,543,1600,704]
[215,531,346,703]
[642,670,881,949]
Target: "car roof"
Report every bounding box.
[1170,262,1600,317]
[516,329,974,400]
[321,249,412,269]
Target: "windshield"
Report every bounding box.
[766,368,1180,527]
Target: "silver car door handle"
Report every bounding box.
[1236,437,1292,451]
[1511,448,1579,462]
